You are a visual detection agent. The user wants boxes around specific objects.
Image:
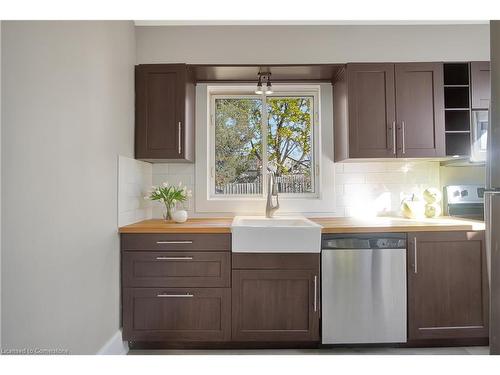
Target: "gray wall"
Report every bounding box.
[0,21,2,351]
[1,21,135,354]
[136,24,490,64]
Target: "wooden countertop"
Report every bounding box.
[119,216,485,234]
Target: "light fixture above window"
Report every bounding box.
[255,73,263,94]
[265,73,273,94]
[255,71,272,95]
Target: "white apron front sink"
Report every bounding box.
[231,216,322,253]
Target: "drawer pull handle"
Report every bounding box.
[313,275,318,312]
[157,293,193,298]
[156,241,193,244]
[155,256,193,260]
[414,237,418,274]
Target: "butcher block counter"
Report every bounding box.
[118,216,485,234]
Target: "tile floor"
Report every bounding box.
[129,346,489,355]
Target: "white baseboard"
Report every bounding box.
[97,330,128,355]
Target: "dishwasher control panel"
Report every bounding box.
[322,233,407,250]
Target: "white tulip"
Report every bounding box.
[162,182,169,188]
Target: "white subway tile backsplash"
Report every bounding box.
[343,162,392,173]
[147,159,440,218]
[152,163,169,175]
[335,173,366,184]
[364,173,403,184]
[335,161,440,217]
[167,163,195,175]
[118,156,153,227]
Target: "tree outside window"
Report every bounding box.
[214,94,315,195]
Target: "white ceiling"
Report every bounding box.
[134,20,489,26]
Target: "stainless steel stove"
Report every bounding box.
[443,185,485,221]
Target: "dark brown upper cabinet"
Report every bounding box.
[407,231,489,342]
[135,64,195,162]
[394,63,445,158]
[334,63,445,161]
[471,61,491,109]
[345,64,397,158]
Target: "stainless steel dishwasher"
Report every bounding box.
[321,233,407,344]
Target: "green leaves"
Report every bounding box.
[147,183,190,208]
[214,95,313,194]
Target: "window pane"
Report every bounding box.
[267,97,314,194]
[214,98,263,195]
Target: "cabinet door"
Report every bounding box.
[407,231,489,341]
[123,287,231,342]
[232,269,319,342]
[347,64,397,158]
[395,63,445,157]
[135,64,192,161]
[471,61,491,109]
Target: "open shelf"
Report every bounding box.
[444,63,470,85]
[443,63,471,157]
[445,132,471,156]
[445,109,470,132]
[444,86,470,109]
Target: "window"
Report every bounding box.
[210,88,319,198]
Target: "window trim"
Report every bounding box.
[195,83,337,215]
[209,89,320,200]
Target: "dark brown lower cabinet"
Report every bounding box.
[231,254,320,342]
[407,231,489,342]
[122,251,230,288]
[123,287,231,342]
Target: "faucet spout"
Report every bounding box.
[266,171,280,218]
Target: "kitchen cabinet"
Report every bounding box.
[135,64,195,162]
[345,63,396,158]
[407,231,489,342]
[123,287,231,342]
[334,63,445,160]
[231,254,320,342]
[471,61,491,109]
[121,233,231,342]
[394,63,445,157]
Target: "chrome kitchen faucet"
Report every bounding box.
[265,169,280,217]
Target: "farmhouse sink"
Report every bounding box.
[231,216,322,253]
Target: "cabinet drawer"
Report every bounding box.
[232,253,319,270]
[122,288,231,342]
[121,233,231,252]
[122,252,230,287]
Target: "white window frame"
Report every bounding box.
[195,83,336,215]
[209,90,320,200]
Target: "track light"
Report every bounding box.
[265,73,273,95]
[256,72,273,95]
[255,73,263,94]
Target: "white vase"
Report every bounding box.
[172,209,188,223]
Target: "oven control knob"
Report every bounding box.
[461,190,469,197]
[453,190,460,197]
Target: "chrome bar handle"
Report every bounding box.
[414,237,418,274]
[155,256,193,260]
[156,240,193,244]
[392,121,396,155]
[313,275,318,312]
[157,293,193,298]
[178,121,182,154]
[402,121,406,154]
